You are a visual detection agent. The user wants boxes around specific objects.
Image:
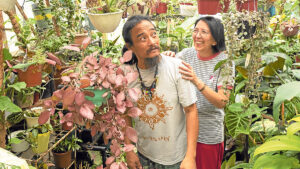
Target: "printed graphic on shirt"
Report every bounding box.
[137,92,172,130]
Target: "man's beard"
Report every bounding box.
[144,55,160,68]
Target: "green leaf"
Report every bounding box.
[0,96,22,113]
[229,162,253,169]
[225,103,249,138]
[32,129,38,138]
[250,119,277,134]
[253,154,300,169]
[291,69,300,80]
[226,153,236,169]
[84,87,110,107]
[236,66,248,79]
[254,135,300,156]
[7,82,27,92]
[3,48,12,61]
[273,81,300,122]
[12,62,35,70]
[287,122,300,136]
[234,80,246,95]
[214,59,227,72]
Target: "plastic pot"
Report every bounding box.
[9,130,29,153]
[87,10,123,33]
[31,131,51,154]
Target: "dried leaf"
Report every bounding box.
[80,78,91,88]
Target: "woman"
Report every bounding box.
[164,16,235,169]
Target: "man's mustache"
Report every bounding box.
[146,46,160,54]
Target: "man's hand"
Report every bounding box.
[162,51,176,57]
[180,156,197,169]
[126,151,142,169]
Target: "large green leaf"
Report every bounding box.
[262,52,290,76]
[225,103,248,138]
[287,122,300,136]
[273,81,300,122]
[3,48,12,61]
[250,119,277,134]
[253,154,300,169]
[0,96,22,113]
[254,135,300,156]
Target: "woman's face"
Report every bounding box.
[192,20,216,54]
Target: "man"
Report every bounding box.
[122,15,198,169]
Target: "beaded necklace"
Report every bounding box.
[136,63,158,99]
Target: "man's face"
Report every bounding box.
[128,20,160,61]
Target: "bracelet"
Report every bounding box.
[199,84,206,92]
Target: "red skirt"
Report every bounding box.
[196,142,224,169]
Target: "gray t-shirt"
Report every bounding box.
[177,48,235,144]
[127,54,197,165]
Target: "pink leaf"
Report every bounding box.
[125,100,133,107]
[126,127,138,143]
[116,92,125,105]
[75,92,86,106]
[69,73,80,78]
[120,50,132,63]
[105,157,115,165]
[63,45,80,52]
[115,75,123,87]
[87,55,98,66]
[49,108,55,116]
[126,72,138,84]
[128,107,142,118]
[107,73,116,84]
[116,67,124,75]
[96,165,103,169]
[119,162,126,169]
[62,88,76,108]
[61,76,71,83]
[110,162,119,169]
[46,58,56,65]
[38,110,50,125]
[116,103,126,113]
[64,113,73,122]
[102,80,110,88]
[82,37,92,49]
[102,92,108,98]
[128,88,140,102]
[80,78,90,89]
[43,100,53,108]
[53,89,63,101]
[46,52,62,65]
[123,144,135,152]
[58,111,64,124]
[79,104,94,120]
[84,100,95,109]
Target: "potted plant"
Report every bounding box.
[24,107,50,128]
[179,0,197,16]
[155,0,168,14]
[26,123,53,154]
[39,37,142,166]
[197,0,230,14]
[280,19,299,37]
[8,130,30,153]
[29,0,53,31]
[52,135,82,168]
[87,0,129,33]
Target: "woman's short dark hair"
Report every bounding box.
[122,15,155,65]
[194,16,226,53]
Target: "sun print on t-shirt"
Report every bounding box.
[137,93,172,130]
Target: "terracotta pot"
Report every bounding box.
[16,64,42,87]
[280,22,299,37]
[197,0,229,14]
[53,150,72,168]
[156,2,167,14]
[87,10,123,33]
[295,55,300,69]
[74,33,88,45]
[236,0,258,12]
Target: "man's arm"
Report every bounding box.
[180,103,198,169]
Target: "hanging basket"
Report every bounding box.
[32,4,52,31]
[16,64,42,87]
[179,3,197,17]
[87,10,123,33]
[0,0,16,11]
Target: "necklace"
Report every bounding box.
[136,63,158,99]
